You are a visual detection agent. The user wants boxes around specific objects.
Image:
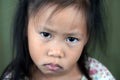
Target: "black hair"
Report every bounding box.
[1,0,106,80]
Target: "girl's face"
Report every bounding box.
[28,5,88,78]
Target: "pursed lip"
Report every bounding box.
[43,63,63,71]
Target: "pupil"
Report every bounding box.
[44,32,49,37]
[69,37,74,41]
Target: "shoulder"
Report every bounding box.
[1,72,29,80]
[87,57,115,80]
[1,72,13,80]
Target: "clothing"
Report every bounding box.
[3,57,115,80]
[81,57,115,80]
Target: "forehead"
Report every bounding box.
[30,6,87,33]
[29,5,86,28]
[31,5,85,18]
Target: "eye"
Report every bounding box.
[40,32,52,39]
[66,37,79,43]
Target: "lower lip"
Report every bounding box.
[44,64,62,71]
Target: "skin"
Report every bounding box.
[28,5,88,80]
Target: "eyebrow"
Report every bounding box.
[41,25,84,38]
[42,26,57,33]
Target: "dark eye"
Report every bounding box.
[40,32,52,39]
[66,37,79,43]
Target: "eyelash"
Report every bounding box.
[40,32,79,43]
[66,37,79,43]
[40,32,52,39]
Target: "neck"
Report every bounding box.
[31,64,82,80]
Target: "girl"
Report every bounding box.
[1,0,115,80]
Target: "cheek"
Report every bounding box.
[28,29,46,65]
[28,39,41,63]
[28,40,50,67]
[64,46,84,68]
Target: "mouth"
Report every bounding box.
[43,63,63,71]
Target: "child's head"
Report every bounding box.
[28,4,88,78]
[10,0,105,79]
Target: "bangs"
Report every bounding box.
[28,0,90,17]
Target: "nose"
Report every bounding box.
[47,48,65,58]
